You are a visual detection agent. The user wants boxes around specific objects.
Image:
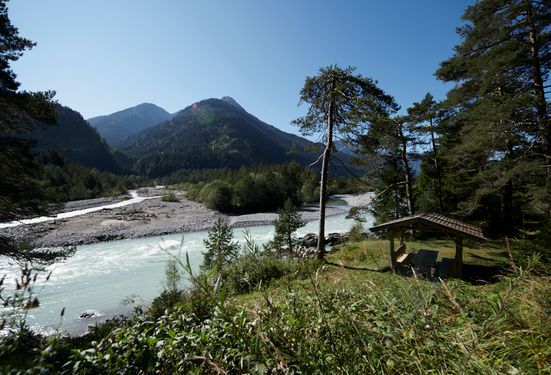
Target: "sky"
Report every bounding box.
[10,0,474,136]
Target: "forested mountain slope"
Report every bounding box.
[119,97,330,178]
[31,105,126,174]
[88,103,171,145]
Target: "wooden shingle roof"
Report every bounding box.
[370,212,485,241]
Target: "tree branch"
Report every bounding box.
[306,151,325,174]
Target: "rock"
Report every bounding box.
[326,232,348,245]
[298,232,348,247]
[24,296,40,309]
[325,233,339,245]
[78,310,104,319]
[299,233,318,247]
[294,245,318,259]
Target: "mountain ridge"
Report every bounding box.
[118,97,327,177]
[88,103,171,145]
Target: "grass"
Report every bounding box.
[327,238,510,271]
[2,238,550,373]
[226,244,551,373]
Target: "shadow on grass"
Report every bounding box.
[468,252,498,262]
[325,256,507,284]
[326,246,508,285]
[324,260,389,273]
[439,258,507,284]
[462,263,507,284]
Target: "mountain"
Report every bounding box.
[119,97,327,178]
[88,103,171,146]
[30,105,126,173]
[334,140,357,156]
[220,96,246,111]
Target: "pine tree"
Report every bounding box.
[272,198,305,255]
[0,0,63,262]
[436,0,550,232]
[355,114,416,222]
[201,217,239,271]
[293,65,397,257]
[407,93,445,212]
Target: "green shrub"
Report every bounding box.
[200,180,234,211]
[149,258,185,319]
[221,254,289,294]
[272,199,305,254]
[161,191,179,202]
[221,255,322,295]
[148,289,184,319]
[348,220,367,242]
[201,216,239,271]
[0,327,43,370]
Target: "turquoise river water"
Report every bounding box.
[0,209,373,335]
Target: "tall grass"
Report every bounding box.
[2,242,549,373]
[65,254,550,374]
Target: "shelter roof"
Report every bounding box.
[370,212,485,241]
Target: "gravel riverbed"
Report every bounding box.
[0,189,371,248]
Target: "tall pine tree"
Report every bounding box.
[407,93,446,213]
[293,65,397,257]
[436,0,550,233]
[355,114,417,223]
[0,0,62,262]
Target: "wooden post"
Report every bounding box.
[389,232,395,272]
[399,231,405,246]
[454,237,463,278]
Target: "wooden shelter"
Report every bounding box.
[370,212,485,278]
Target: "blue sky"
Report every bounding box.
[10,0,473,135]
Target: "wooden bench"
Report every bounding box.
[394,243,408,263]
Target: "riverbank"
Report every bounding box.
[0,189,371,248]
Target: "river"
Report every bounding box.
[0,201,373,336]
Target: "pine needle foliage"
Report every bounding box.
[201,216,239,271]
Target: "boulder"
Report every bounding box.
[294,245,318,259]
[326,232,348,245]
[78,310,104,319]
[298,233,318,247]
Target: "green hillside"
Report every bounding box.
[118,98,326,178]
[31,105,127,174]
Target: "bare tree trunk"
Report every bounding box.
[501,178,513,235]
[429,118,444,212]
[317,83,335,258]
[287,224,293,254]
[398,122,415,216]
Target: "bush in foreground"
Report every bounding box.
[64,257,550,374]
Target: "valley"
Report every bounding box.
[1,1,550,372]
[0,193,369,336]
